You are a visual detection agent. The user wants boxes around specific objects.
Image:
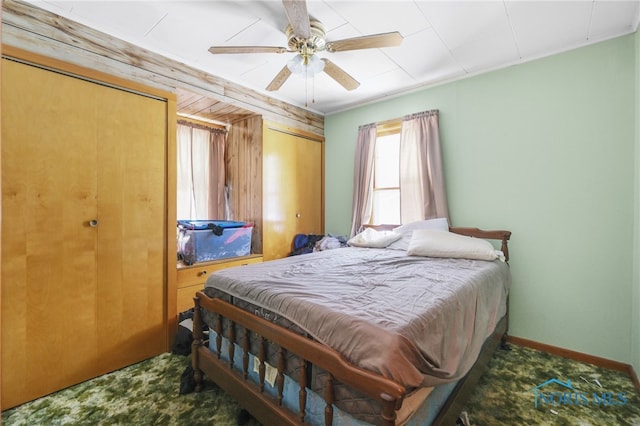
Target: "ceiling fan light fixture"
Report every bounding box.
[211,2,400,93]
[287,53,324,78]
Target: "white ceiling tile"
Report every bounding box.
[590,1,640,40]
[205,18,287,53]
[417,1,519,73]
[147,3,264,46]
[196,49,284,84]
[451,39,520,75]
[451,34,519,72]
[68,1,170,38]
[215,1,290,31]
[305,0,349,33]
[505,1,593,59]
[386,28,463,82]
[416,1,509,50]
[361,67,417,94]
[144,3,289,72]
[327,1,430,36]
[323,21,372,46]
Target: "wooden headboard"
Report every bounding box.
[364,224,512,262]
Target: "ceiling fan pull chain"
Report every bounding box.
[304,68,309,108]
[312,75,316,105]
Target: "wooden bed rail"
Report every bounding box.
[192,292,407,426]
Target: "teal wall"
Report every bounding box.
[325,34,637,364]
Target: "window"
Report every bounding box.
[370,123,401,225]
[176,119,227,220]
[351,110,447,236]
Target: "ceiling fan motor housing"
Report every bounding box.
[286,19,326,55]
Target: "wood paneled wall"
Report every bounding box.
[1,0,324,135]
[226,116,264,254]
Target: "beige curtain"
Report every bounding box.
[399,110,449,223]
[177,121,227,220]
[349,123,377,237]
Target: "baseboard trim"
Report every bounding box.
[507,335,640,396]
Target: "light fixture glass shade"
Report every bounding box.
[287,54,324,78]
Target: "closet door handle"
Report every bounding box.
[89,219,99,227]
[295,213,301,218]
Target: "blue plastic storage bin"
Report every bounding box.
[177,220,253,265]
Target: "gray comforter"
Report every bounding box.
[204,247,511,388]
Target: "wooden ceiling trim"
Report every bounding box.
[176,89,207,111]
[178,93,224,116]
[175,88,258,125]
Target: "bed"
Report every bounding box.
[191,222,512,425]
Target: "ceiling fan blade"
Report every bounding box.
[209,46,289,54]
[321,59,359,91]
[325,32,403,52]
[282,0,311,39]
[266,65,293,91]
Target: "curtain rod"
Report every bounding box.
[363,109,439,128]
[177,117,228,133]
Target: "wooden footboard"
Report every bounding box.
[192,290,508,426]
[192,292,406,426]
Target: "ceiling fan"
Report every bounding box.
[208,0,403,92]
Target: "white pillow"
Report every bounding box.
[407,229,503,261]
[348,228,402,248]
[387,218,450,251]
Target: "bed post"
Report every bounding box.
[500,234,510,262]
[192,296,204,392]
[501,295,511,351]
[380,393,399,426]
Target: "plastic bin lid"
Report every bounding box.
[177,220,248,230]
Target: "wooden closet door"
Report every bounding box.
[95,78,167,370]
[2,59,100,408]
[1,58,167,408]
[263,126,323,260]
[294,137,323,236]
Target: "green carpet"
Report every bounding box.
[2,344,639,425]
[463,345,640,425]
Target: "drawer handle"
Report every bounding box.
[198,270,207,277]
